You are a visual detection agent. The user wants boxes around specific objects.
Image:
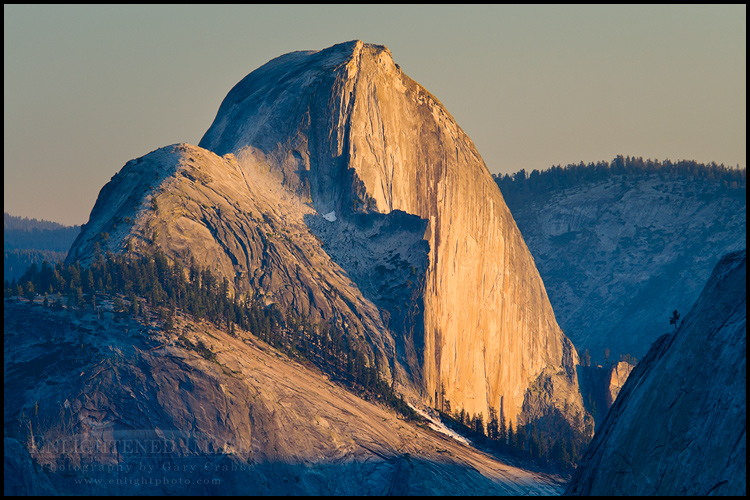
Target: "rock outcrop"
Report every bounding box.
[68,40,587,433]
[576,360,636,431]
[605,360,634,408]
[565,250,746,496]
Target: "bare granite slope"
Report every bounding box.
[565,249,746,495]
[4,300,565,495]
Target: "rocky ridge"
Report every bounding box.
[565,249,746,495]
[67,143,398,380]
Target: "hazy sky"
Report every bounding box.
[4,5,746,226]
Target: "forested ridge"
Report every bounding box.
[432,400,589,473]
[4,212,80,232]
[4,249,419,422]
[4,213,80,249]
[495,156,745,207]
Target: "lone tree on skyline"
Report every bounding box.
[669,309,680,331]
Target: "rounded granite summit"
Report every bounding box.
[72,40,590,436]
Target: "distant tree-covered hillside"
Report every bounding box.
[4,249,69,283]
[4,213,81,281]
[4,213,81,250]
[494,156,746,207]
[493,157,745,363]
[4,212,78,232]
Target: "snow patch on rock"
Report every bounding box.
[409,404,472,447]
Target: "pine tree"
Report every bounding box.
[74,287,84,309]
[499,410,507,444]
[516,424,527,454]
[487,406,498,440]
[24,281,35,302]
[669,309,680,331]
[551,438,570,469]
[508,420,516,448]
[473,413,485,438]
[567,435,578,464]
[130,295,139,317]
[530,433,540,460]
[164,311,174,331]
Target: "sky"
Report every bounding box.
[4,4,746,226]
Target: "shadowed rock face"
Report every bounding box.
[69,40,586,432]
[577,361,636,431]
[565,250,746,496]
[504,175,746,362]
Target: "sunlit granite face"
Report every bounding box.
[70,40,588,435]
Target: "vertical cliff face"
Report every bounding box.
[199,40,585,429]
[565,250,746,496]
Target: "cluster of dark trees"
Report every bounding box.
[579,347,638,370]
[437,397,590,473]
[495,156,746,207]
[3,249,420,422]
[4,249,69,283]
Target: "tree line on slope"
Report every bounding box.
[3,248,420,422]
[4,249,69,283]
[5,249,597,471]
[579,347,638,369]
[435,395,589,474]
[4,213,80,251]
[494,156,746,207]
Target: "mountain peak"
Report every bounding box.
[202,41,590,431]
[319,39,390,58]
[199,40,399,165]
[73,41,589,436]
